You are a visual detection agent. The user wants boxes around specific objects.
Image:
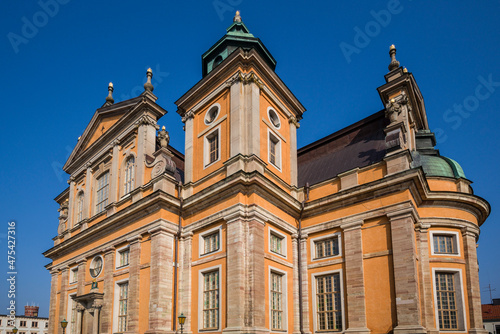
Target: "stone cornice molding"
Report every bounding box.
[386,206,419,223]
[461,225,480,239]
[181,231,194,239]
[102,246,115,255]
[414,222,431,233]
[420,217,479,233]
[76,258,87,265]
[127,235,142,243]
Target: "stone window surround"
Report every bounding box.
[198,264,222,332]
[120,153,137,199]
[75,190,85,226]
[198,225,223,258]
[267,128,282,171]
[268,265,288,332]
[267,106,281,130]
[92,166,111,216]
[112,278,129,333]
[89,255,104,279]
[115,245,130,269]
[66,292,77,334]
[430,230,461,257]
[268,226,287,259]
[431,267,467,332]
[204,103,221,126]
[310,232,342,262]
[311,269,345,333]
[69,266,78,284]
[203,125,221,169]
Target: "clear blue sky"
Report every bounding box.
[1,0,499,317]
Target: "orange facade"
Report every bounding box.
[45,12,490,334]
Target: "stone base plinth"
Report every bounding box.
[393,325,427,334]
[345,327,371,334]
[222,327,270,334]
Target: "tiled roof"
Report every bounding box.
[297,110,387,187]
[482,304,500,321]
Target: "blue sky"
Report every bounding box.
[1,0,499,317]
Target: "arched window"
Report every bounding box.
[76,192,84,223]
[124,156,135,195]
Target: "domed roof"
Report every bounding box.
[411,131,466,179]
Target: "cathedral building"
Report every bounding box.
[44,11,490,334]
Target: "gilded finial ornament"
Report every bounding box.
[144,68,154,92]
[234,10,242,23]
[105,82,114,104]
[403,67,408,73]
[388,44,400,72]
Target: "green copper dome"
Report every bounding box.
[411,131,466,179]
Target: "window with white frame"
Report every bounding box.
[117,281,129,332]
[95,172,109,213]
[116,247,130,268]
[268,227,287,258]
[312,234,341,260]
[431,231,460,256]
[268,130,281,170]
[270,271,285,331]
[67,293,77,334]
[32,322,38,328]
[204,127,220,167]
[199,225,222,257]
[76,192,84,223]
[314,272,343,332]
[123,156,135,195]
[202,270,219,330]
[69,267,78,284]
[433,269,466,332]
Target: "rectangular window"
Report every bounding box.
[118,282,129,332]
[70,267,78,284]
[315,237,340,259]
[20,321,26,327]
[436,272,458,330]
[270,272,283,330]
[32,322,38,328]
[203,270,219,330]
[118,248,130,268]
[96,172,109,213]
[203,231,220,255]
[208,132,219,164]
[433,234,457,255]
[316,273,342,331]
[268,131,281,169]
[46,323,49,328]
[76,193,84,223]
[270,233,284,255]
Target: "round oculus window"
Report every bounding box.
[204,104,220,125]
[89,255,103,278]
[268,108,281,129]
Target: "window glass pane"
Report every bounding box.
[315,236,340,259]
[203,270,219,329]
[436,272,458,330]
[316,273,342,331]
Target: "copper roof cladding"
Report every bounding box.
[297,110,388,187]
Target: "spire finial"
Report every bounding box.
[388,44,400,71]
[105,82,114,104]
[234,10,242,23]
[144,68,154,92]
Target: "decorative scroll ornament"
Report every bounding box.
[146,150,177,179]
[385,92,408,123]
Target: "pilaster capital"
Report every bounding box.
[181,110,194,123]
[461,226,479,239]
[291,233,299,240]
[76,258,87,266]
[340,220,363,232]
[102,246,115,256]
[112,139,121,148]
[414,222,431,233]
[148,225,174,237]
[181,231,194,240]
[135,115,158,129]
[85,161,93,169]
[386,207,418,223]
[288,116,300,128]
[60,266,70,273]
[50,269,60,277]
[127,235,142,244]
[300,232,309,241]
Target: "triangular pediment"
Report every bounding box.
[63,92,167,174]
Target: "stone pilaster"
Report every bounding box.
[182,112,194,185]
[223,216,268,334]
[75,306,84,334]
[244,80,260,157]
[289,118,299,187]
[462,228,487,334]
[178,232,193,333]
[76,259,86,296]
[291,234,301,334]
[48,270,59,334]
[146,227,174,334]
[109,140,120,203]
[136,116,158,188]
[388,210,426,334]
[126,236,142,333]
[299,233,311,334]
[341,221,370,334]
[415,224,438,334]
[100,247,115,334]
[67,178,75,228]
[230,79,245,158]
[58,268,69,334]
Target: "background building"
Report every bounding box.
[483,299,500,334]
[0,306,49,334]
[44,12,490,334]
